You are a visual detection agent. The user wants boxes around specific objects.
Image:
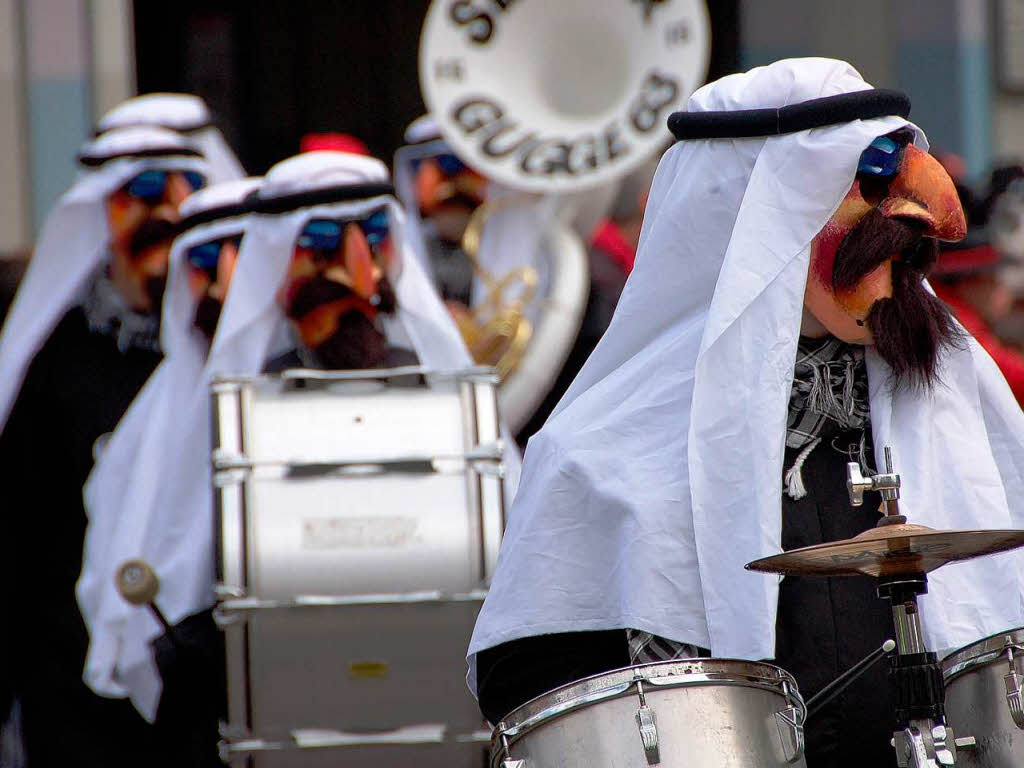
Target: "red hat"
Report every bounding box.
[300,132,369,156]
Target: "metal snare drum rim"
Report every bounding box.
[492,658,804,753]
[941,627,1024,683]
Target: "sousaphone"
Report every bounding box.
[418,0,710,433]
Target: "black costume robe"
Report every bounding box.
[0,305,219,767]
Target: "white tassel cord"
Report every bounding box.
[784,437,822,500]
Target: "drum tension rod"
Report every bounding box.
[806,639,897,721]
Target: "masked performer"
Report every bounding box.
[468,59,1024,768]
[78,177,260,765]
[0,126,207,765]
[77,150,499,727]
[97,92,245,183]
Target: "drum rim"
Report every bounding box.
[493,658,801,744]
[941,626,1024,682]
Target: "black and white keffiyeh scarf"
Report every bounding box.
[783,335,870,499]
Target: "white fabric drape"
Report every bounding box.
[468,58,1024,690]
[0,127,206,431]
[79,178,262,714]
[97,93,245,182]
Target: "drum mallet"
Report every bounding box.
[805,639,897,721]
[116,559,184,650]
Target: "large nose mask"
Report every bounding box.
[804,129,967,345]
[280,208,400,350]
[185,235,242,341]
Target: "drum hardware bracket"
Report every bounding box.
[775,679,806,763]
[847,445,901,519]
[892,722,960,768]
[1004,643,1024,729]
[499,732,526,768]
[633,677,661,765]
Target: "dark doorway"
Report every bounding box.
[134,1,740,175]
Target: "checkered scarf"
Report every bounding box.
[783,335,870,498]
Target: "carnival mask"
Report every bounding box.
[185,234,242,341]
[804,129,967,389]
[414,152,488,244]
[106,169,206,313]
[279,208,399,369]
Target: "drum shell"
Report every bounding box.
[942,628,1024,768]
[494,660,808,768]
[212,369,504,767]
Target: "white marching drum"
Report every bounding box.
[491,659,808,768]
[942,628,1024,768]
[211,367,505,766]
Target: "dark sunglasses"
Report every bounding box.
[186,235,242,281]
[857,134,910,180]
[297,209,390,253]
[412,152,468,177]
[125,169,206,203]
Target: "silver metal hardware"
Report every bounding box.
[634,678,660,765]
[893,722,959,768]
[216,588,488,615]
[847,445,901,511]
[501,761,526,768]
[774,679,806,763]
[931,725,955,766]
[892,599,928,656]
[953,736,976,748]
[218,723,447,756]
[1005,644,1024,729]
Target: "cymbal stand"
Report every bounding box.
[847,450,975,767]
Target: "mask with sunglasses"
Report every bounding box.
[280,208,400,370]
[802,128,967,386]
[185,234,243,341]
[106,168,207,313]
[413,152,488,236]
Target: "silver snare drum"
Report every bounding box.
[942,628,1024,768]
[212,367,504,767]
[492,659,807,768]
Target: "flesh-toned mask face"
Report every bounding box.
[278,207,400,369]
[106,169,206,312]
[414,152,488,244]
[804,129,968,389]
[184,234,242,341]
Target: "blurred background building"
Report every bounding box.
[1,0,1021,255]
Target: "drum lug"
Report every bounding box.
[633,678,660,765]
[1004,645,1024,729]
[501,761,526,768]
[775,706,804,764]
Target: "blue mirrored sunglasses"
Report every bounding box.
[297,209,390,252]
[411,152,468,177]
[186,235,242,280]
[126,169,206,203]
[857,136,906,179]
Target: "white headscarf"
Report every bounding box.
[0,126,207,432]
[79,177,262,715]
[97,93,245,182]
[469,58,1024,687]
[87,151,490,720]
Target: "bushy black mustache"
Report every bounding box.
[130,217,179,258]
[866,261,967,392]
[832,207,938,291]
[287,274,396,320]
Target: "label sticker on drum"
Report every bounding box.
[302,517,420,549]
[349,660,390,680]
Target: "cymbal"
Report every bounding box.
[745,523,1024,578]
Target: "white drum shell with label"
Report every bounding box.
[212,368,504,767]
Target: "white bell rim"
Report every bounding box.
[419,0,710,194]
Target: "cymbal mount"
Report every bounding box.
[848,445,903,522]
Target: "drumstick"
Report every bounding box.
[116,559,182,648]
[806,639,897,721]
